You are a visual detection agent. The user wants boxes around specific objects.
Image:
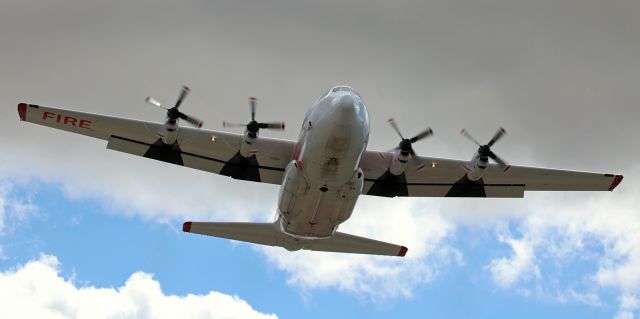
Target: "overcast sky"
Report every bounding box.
[1,1,639,318]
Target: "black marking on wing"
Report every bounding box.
[445,175,487,197]
[219,152,261,182]
[143,139,184,165]
[366,170,409,197]
[110,136,285,177]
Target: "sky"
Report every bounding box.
[1,0,639,318]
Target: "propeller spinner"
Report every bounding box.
[223,97,285,138]
[460,127,510,171]
[145,86,203,128]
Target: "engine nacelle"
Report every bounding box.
[278,160,309,215]
[465,153,489,181]
[239,132,258,157]
[389,151,411,175]
[158,121,179,145]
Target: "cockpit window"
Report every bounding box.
[330,86,361,98]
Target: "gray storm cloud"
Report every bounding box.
[1,0,639,314]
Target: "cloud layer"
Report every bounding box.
[1,0,638,318]
[261,196,460,299]
[0,254,276,319]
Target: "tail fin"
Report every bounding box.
[183,221,407,257]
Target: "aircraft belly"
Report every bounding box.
[278,163,363,238]
[301,118,366,187]
[280,189,356,237]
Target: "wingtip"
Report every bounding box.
[18,103,27,121]
[398,246,408,257]
[609,175,624,191]
[183,221,192,232]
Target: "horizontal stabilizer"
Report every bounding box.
[183,221,407,257]
[307,231,407,256]
[184,221,281,246]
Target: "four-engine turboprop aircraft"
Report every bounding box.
[17,86,623,256]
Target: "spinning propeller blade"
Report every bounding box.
[387,118,433,167]
[461,129,481,146]
[460,128,510,170]
[145,86,203,128]
[388,118,404,139]
[223,97,286,135]
[174,86,190,108]
[145,96,166,109]
[488,127,506,147]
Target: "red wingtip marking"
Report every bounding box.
[18,103,27,121]
[183,221,192,232]
[398,246,408,257]
[249,96,257,101]
[281,122,286,129]
[500,127,506,134]
[609,175,624,191]
[183,86,191,92]
[503,165,512,173]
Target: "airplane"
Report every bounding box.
[17,85,623,257]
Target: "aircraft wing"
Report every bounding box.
[17,103,294,184]
[359,150,623,198]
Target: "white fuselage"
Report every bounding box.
[276,87,369,239]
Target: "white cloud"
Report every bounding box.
[481,166,640,317]
[260,196,461,300]
[487,231,539,288]
[0,254,277,319]
[615,294,639,319]
[0,179,37,234]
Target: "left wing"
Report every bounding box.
[18,103,294,184]
[360,150,623,198]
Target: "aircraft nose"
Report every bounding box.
[336,94,356,109]
[333,94,357,123]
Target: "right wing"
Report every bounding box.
[360,150,623,198]
[18,103,295,184]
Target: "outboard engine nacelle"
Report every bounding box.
[460,128,511,180]
[145,86,203,145]
[465,152,489,181]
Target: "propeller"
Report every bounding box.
[223,97,285,138]
[388,118,433,155]
[388,118,433,170]
[460,127,510,170]
[145,86,203,128]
